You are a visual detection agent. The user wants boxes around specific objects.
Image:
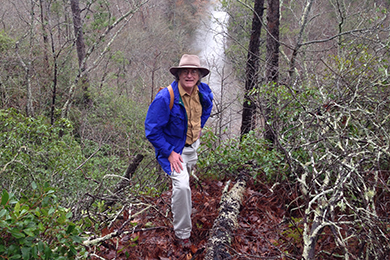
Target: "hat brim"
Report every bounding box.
[170,66,210,78]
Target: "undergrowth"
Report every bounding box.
[197,129,289,182]
[0,183,87,259]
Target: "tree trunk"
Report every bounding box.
[288,0,314,82]
[20,0,36,117]
[39,0,55,123]
[39,0,50,66]
[204,174,247,260]
[70,0,91,107]
[266,0,280,84]
[36,0,60,125]
[240,0,265,139]
[50,56,58,125]
[62,1,146,119]
[263,0,280,145]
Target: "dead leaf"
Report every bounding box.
[86,177,307,259]
[123,208,129,220]
[240,223,250,228]
[190,244,197,254]
[101,227,110,236]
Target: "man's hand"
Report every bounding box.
[168,151,184,173]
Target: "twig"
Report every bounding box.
[190,169,204,192]
[0,146,26,175]
[108,205,126,228]
[75,145,102,170]
[83,204,152,246]
[89,253,107,260]
[83,225,166,247]
[122,226,168,234]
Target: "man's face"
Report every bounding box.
[178,69,200,90]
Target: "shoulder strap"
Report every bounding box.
[157,85,174,110]
[167,85,174,110]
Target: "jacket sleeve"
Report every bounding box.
[145,88,174,158]
[199,83,214,128]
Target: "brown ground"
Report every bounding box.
[86,175,304,259]
[86,174,389,259]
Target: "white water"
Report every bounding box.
[190,1,242,138]
[191,3,228,96]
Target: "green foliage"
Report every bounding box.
[82,87,150,160]
[198,129,289,182]
[0,108,87,205]
[280,217,303,247]
[130,184,159,197]
[91,3,116,31]
[84,1,116,44]
[0,30,14,53]
[0,183,86,259]
[110,50,130,66]
[67,87,160,195]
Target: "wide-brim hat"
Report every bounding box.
[169,54,210,77]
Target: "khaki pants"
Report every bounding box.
[169,139,199,239]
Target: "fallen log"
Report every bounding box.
[204,173,247,260]
[104,154,144,208]
[115,154,144,192]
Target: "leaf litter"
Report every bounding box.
[87,174,379,259]
[85,174,301,259]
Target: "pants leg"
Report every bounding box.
[169,139,199,239]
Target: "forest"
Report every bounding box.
[1,0,390,259]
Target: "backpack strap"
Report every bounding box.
[157,85,174,110]
[167,85,174,110]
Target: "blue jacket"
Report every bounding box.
[145,80,213,175]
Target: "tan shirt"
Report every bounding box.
[178,83,202,145]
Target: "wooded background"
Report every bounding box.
[1,0,390,259]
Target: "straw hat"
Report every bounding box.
[169,54,210,77]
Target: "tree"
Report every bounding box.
[265,0,279,84]
[15,0,38,118]
[224,0,390,258]
[263,0,280,145]
[61,0,150,118]
[70,0,91,108]
[274,1,390,258]
[240,0,265,138]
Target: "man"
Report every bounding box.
[145,54,213,247]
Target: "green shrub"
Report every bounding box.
[198,129,289,182]
[0,183,87,259]
[0,108,87,205]
[0,30,14,53]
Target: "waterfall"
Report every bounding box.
[191,3,228,96]
[191,2,241,138]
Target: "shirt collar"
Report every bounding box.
[178,82,198,97]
